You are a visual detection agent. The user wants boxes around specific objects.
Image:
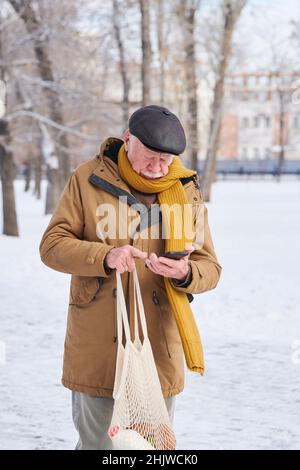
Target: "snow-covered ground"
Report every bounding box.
[0,178,300,450]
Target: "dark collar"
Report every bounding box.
[103,140,123,165]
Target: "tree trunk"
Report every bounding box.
[113,0,130,130]
[156,0,166,105]
[202,105,223,201]
[24,159,31,192]
[45,166,61,215]
[0,126,19,237]
[0,22,19,236]
[139,0,152,105]
[202,0,246,202]
[176,0,201,171]
[276,89,285,182]
[34,141,43,200]
[184,4,198,171]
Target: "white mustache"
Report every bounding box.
[141,170,164,179]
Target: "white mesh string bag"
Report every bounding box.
[107,270,176,451]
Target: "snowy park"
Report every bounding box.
[1,0,300,454]
[0,178,299,450]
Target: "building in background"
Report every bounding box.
[218,71,300,162]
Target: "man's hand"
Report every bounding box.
[105,245,148,273]
[145,246,194,280]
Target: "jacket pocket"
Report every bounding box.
[69,276,103,306]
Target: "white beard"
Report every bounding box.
[141,170,164,179]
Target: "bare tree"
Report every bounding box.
[8,0,70,192]
[175,0,201,171]
[0,119,19,236]
[271,70,296,182]
[0,22,19,236]
[113,0,130,130]
[139,0,152,105]
[38,122,60,215]
[202,0,246,202]
[33,134,43,199]
[275,81,288,181]
[155,0,166,105]
[23,156,31,191]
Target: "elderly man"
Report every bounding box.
[39,105,222,450]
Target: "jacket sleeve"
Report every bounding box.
[39,172,114,277]
[171,202,222,295]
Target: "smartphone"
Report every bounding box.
[161,251,189,260]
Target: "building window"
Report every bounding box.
[265,116,271,128]
[248,76,256,88]
[259,91,268,101]
[260,76,268,87]
[254,147,260,159]
[254,116,260,128]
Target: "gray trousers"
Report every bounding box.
[72,391,176,450]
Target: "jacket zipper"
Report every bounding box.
[152,290,171,359]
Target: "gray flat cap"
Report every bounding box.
[128,105,186,155]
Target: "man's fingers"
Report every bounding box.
[130,247,148,259]
[146,259,161,275]
[116,258,127,273]
[149,253,158,263]
[126,257,136,272]
[118,253,135,272]
[183,245,194,260]
[149,253,171,271]
[157,256,178,267]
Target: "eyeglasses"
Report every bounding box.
[141,145,173,161]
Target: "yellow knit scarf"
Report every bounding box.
[118,143,204,374]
